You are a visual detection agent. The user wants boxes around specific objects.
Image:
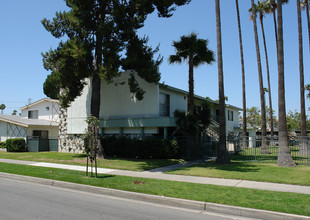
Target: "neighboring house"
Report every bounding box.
[65,71,241,147]
[0,98,59,151]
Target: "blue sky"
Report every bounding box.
[0,0,309,117]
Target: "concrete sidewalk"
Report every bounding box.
[1,158,310,195]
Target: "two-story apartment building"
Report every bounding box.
[0,98,59,143]
[65,71,241,143]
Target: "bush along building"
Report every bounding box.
[59,71,242,157]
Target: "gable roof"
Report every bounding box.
[20,98,59,110]
[0,115,58,127]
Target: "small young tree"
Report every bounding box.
[85,116,101,178]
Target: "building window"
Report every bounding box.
[228,110,234,121]
[28,110,38,119]
[33,130,48,139]
[159,93,170,117]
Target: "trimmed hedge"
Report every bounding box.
[101,136,179,159]
[6,138,27,152]
[0,141,5,149]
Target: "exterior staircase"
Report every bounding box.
[206,118,234,142]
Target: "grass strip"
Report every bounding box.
[0,152,183,171]
[0,162,309,217]
[167,161,310,186]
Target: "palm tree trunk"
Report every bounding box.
[251,0,269,154]
[188,58,195,114]
[297,0,308,156]
[260,12,275,145]
[235,0,247,149]
[215,0,230,164]
[277,0,296,167]
[272,0,278,51]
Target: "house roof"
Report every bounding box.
[20,98,59,110]
[159,83,242,110]
[0,115,58,128]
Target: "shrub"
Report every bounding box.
[101,136,180,159]
[6,138,27,152]
[0,141,6,149]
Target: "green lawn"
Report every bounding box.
[167,160,310,186]
[0,152,183,171]
[0,162,309,216]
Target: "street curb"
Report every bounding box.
[0,172,309,220]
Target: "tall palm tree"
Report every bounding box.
[235,0,247,147]
[0,104,5,115]
[265,0,288,51]
[169,33,215,115]
[298,0,308,157]
[301,0,310,54]
[297,0,307,140]
[256,1,275,143]
[276,0,296,167]
[250,0,269,154]
[215,0,230,164]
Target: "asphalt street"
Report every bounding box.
[0,177,257,220]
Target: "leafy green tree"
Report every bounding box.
[246,106,262,129]
[286,110,302,132]
[169,33,214,114]
[276,0,295,167]
[42,0,191,114]
[0,104,6,115]
[250,0,269,154]
[215,0,230,164]
[12,110,17,115]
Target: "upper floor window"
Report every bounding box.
[28,110,38,119]
[228,110,234,121]
[159,93,170,117]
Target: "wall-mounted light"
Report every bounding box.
[46,107,49,111]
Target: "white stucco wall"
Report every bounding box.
[67,78,92,134]
[100,71,159,118]
[226,107,240,133]
[21,101,59,122]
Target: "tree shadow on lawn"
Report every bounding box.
[86,174,115,179]
[72,153,87,159]
[104,157,183,171]
[176,161,262,173]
